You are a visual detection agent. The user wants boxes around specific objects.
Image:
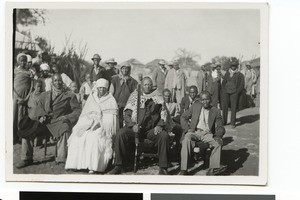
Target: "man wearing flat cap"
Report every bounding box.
[221,57,244,129]
[152,60,167,93]
[109,62,138,128]
[82,53,108,83]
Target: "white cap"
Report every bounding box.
[17,53,27,62]
[96,78,109,89]
[40,63,50,71]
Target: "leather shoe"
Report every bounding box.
[108,166,124,175]
[16,160,33,169]
[178,170,188,175]
[159,168,169,175]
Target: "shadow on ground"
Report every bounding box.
[220,148,250,175]
[236,114,260,127]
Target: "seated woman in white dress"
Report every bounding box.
[65,78,119,173]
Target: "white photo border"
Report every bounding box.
[5,2,269,185]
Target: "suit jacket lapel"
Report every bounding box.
[208,107,216,130]
[192,103,202,129]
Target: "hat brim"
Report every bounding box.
[91,58,101,60]
[106,62,117,64]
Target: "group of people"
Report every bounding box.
[13,51,258,176]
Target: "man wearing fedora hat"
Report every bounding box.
[152,60,167,93]
[221,57,244,128]
[105,58,118,81]
[82,53,108,83]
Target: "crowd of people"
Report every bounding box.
[13,51,260,176]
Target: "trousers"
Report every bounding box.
[222,92,238,126]
[114,127,170,168]
[180,130,221,170]
[21,125,70,163]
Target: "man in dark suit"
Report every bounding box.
[180,85,199,114]
[108,77,170,175]
[17,73,81,168]
[81,54,108,83]
[221,57,244,128]
[179,91,225,175]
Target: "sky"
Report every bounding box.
[25,9,260,64]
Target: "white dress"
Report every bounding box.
[65,91,119,172]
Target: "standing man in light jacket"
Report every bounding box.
[152,60,167,93]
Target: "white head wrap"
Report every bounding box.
[17,53,27,62]
[96,78,109,89]
[40,63,50,71]
[26,54,32,62]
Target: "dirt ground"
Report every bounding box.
[13,107,259,176]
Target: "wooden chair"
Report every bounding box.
[134,138,158,173]
[133,132,177,173]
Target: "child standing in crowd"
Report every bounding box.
[70,81,82,105]
[27,80,45,147]
[79,73,94,107]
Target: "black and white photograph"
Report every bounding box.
[5,2,268,185]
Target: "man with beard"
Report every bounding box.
[108,77,170,175]
[16,73,81,168]
[109,62,138,128]
[179,91,225,175]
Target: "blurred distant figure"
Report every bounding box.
[39,63,52,91]
[70,82,82,105]
[241,62,257,107]
[152,60,167,93]
[215,62,223,108]
[137,73,143,84]
[164,61,186,103]
[79,73,95,108]
[196,66,206,93]
[26,54,32,70]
